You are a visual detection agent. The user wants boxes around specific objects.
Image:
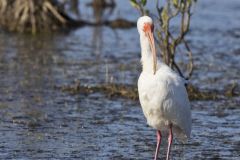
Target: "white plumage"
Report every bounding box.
[138,63,191,139]
[137,16,191,160]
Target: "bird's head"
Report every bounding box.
[137,16,157,75]
[137,16,154,35]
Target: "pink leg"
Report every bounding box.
[154,130,161,160]
[166,124,173,160]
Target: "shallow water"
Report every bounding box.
[0,0,240,159]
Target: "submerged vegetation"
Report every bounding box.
[58,82,239,101]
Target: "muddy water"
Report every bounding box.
[0,0,240,159]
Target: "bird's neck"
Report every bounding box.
[140,36,158,74]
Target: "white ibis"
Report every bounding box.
[137,16,192,160]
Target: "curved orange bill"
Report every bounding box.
[145,24,157,75]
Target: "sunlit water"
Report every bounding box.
[0,0,239,159]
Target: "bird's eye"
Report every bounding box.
[151,24,154,31]
[143,23,154,32]
[143,23,148,32]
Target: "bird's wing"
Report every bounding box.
[153,70,192,138]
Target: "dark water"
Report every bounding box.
[0,0,240,159]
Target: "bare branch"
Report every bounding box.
[131,0,195,80]
[183,39,194,79]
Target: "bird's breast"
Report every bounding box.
[138,73,170,129]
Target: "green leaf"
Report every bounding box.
[173,0,178,8]
[187,0,192,5]
[161,7,168,29]
[141,0,147,6]
[161,7,168,22]
[145,9,150,16]
[130,0,138,8]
